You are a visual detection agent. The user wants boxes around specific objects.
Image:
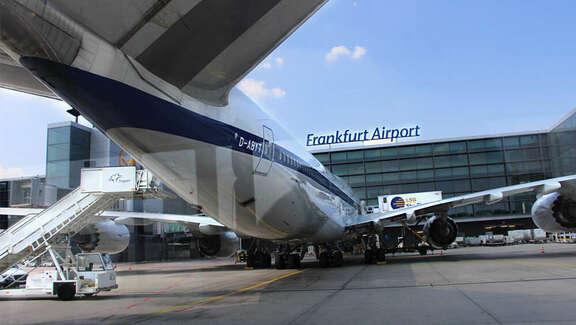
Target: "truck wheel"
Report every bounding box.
[57,284,76,300]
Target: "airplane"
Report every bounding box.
[0,0,575,269]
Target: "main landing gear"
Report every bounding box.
[244,239,272,268]
[315,245,344,268]
[274,244,304,269]
[246,250,272,268]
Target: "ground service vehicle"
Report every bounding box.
[0,253,117,300]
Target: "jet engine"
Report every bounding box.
[423,216,458,248]
[195,232,239,257]
[531,193,576,232]
[73,220,130,254]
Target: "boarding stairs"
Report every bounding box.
[0,167,162,273]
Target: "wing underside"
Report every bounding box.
[0,0,327,105]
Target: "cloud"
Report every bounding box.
[326,46,351,62]
[0,165,26,179]
[259,57,284,70]
[325,45,367,62]
[271,87,286,98]
[238,78,286,100]
[275,58,284,68]
[352,46,367,59]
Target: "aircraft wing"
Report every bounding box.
[0,207,226,230]
[0,0,327,106]
[100,211,225,228]
[346,174,576,230]
[0,208,42,216]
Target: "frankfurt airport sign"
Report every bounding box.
[306,125,421,147]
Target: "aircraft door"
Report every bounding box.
[254,125,275,175]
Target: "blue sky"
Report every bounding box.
[2,0,576,177]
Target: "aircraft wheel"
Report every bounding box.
[287,254,301,269]
[331,251,343,267]
[376,249,386,262]
[275,254,286,269]
[246,253,256,268]
[319,252,330,268]
[265,253,272,268]
[254,251,267,268]
[364,250,375,264]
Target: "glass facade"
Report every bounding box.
[549,111,576,176]
[313,132,554,219]
[46,123,92,190]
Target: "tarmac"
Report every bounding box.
[3,243,576,325]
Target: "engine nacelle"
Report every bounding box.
[423,216,458,248]
[531,193,576,232]
[196,232,239,257]
[73,220,130,254]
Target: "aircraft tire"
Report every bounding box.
[331,251,343,267]
[364,250,374,264]
[376,249,386,262]
[287,254,300,269]
[319,252,330,268]
[246,253,256,268]
[275,254,286,269]
[265,253,272,268]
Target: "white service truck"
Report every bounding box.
[0,253,117,300]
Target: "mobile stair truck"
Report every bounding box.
[0,166,162,300]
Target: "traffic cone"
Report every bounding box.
[540,246,545,254]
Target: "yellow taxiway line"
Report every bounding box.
[152,269,307,315]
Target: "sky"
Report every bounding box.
[2,0,576,178]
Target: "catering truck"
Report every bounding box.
[378,191,443,255]
[378,191,443,212]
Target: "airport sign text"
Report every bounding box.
[306,125,421,146]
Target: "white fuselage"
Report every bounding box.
[104,89,358,242]
[21,56,358,243]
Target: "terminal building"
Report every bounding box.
[311,109,576,237]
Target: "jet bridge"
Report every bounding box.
[0,166,162,274]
